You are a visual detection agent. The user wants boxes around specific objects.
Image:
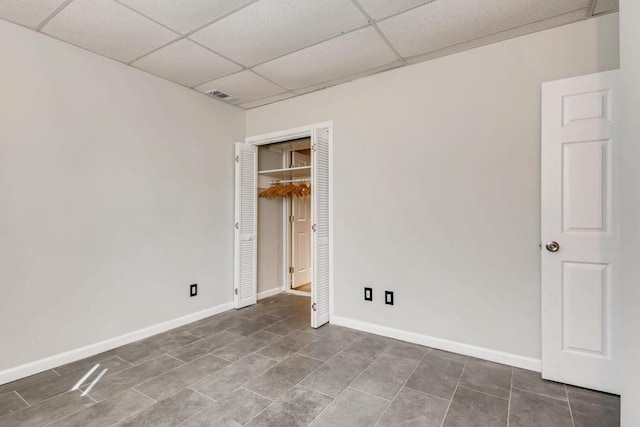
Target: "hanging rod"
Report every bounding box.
[270,178,311,185]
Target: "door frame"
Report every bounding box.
[245,121,334,320]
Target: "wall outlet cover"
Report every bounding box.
[364,287,373,301]
[190,284,198,297]
[385,291,394,305]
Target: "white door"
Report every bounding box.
[541,70,621,393]
[311,127,331,327]
[234,143,258,309]
[291,152,312,290]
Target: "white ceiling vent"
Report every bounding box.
[206,90,234,101]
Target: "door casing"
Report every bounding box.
[245,122,334,322]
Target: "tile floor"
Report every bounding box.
[0,293,620,426]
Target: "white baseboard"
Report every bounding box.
[0,301,234,386]
[331,315,541,372]
[257,287,283,300]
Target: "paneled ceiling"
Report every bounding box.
[0,0,618,109]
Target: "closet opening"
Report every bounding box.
[257,138,312,298]
[235,122,332,329]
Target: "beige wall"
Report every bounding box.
[620,0,640,424]
[246,14,620,360]
[0,19,245,371]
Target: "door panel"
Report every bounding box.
[562,140,610,231]
[234,143,258,309]
[562,262,608,354]
[541,70,620,393]
[311,127,331,328]
[291,152,312,289]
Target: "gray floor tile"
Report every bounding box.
[377,387,449,427]
[320,325,363,341]
[69,356,133,382]
[512,368,567,401]
[301,352,371,397]
[190,353,278,400]
[227,314,282,336]
[509,389,572,427]
[18,360,133,405]
[343,335,391,360]
[405,352,465,400]
[264,317,309,336]
[442,387,508,427]
[310,388,388,427]
[568,386,620,427]
[571,402,620,427]
[80,355,133,380]
[258,331,318,362]
[459,358,512,399]
[212,331,281,362]
[148,331,203,352]
[298,331,361,362]
[0,391,94,427]
[566,385,620,409]
[246,386,333,427]
[297,339,347,362]
[298,324,333,337]
[0,392,28,417]
[169,331,243,362]
[236,303,281,320]
[87,354,184,401]
[188,314,245,338]
[383,341,429,362]
[117,331,200,365]
[0,370,59,396]
[427,349,469,363]
[136,355,229,401]
[246,354,323,400]
[112,341,167,365]
[53,350,117,376]
[49,388,154,427]
[180,388,271,426]
[351,353,419,400]
[119,388,212,427]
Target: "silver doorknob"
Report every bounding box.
[545,241,560,252]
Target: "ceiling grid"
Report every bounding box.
[0,0,619,109]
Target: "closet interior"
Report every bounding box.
[257,138,312,296]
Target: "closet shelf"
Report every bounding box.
[258,166,311,179]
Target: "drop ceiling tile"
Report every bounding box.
[404,9,588,65]
[354,0,433,20]
[41,0,178,63]
[253,27,397,90]
[117,0,252,33]
[239,92,297,109]
[131,39,241,87]
[594,0,618,14]
[378,0,590,59]
[195,70,285,103]
[189,0,368,67]
[0,0,67,28]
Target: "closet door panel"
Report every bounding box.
[311,126,331,327]
[234,142,258,309]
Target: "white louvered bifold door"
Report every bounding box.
[234,143,258,309]
[311,126,331,327]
